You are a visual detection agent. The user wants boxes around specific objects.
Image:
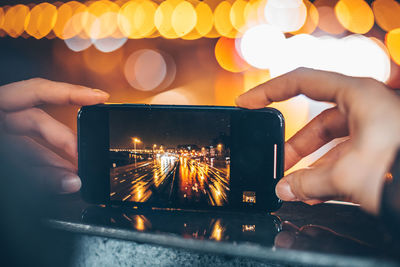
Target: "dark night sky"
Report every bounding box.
[110,109,230,148]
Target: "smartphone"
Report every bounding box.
[78,104,284,212]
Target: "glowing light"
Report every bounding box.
[314,0,346,35]
[54,1,86,39]
[372,0,400,32]
[172,1,197,37]
[264,0,307,32]
[3,4,30,38]
[290,0,319,35]
[386,28,400,65]
[215,37,249,73]
[0,8,4,30]
[119,0,157,39]
[155,0,179,39]
[230,0,247,32]
[240,24,286,69]
[182,1,213,40]
[335,0,374,34]
[124,49,170,91]
[93,36,127,52]
[214,1,237,38]
[64,12,94,52]
[25,3,58,39]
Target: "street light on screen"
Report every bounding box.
[132,137,141,165]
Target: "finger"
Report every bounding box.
[32,165,81,194]
[285,107,348,170]
[3,108,78,158]
[236,67,363,111]
[310,139,350,168]
[276,165,335,201]
[2,134,76,171]
[0,78,109,111]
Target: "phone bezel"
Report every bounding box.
[78,104,285,212]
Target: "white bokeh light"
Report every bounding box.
[93,37,127,53]
[264,0,307,32]
[124,49,175,91]
[240,24,286,69]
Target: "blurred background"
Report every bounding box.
[0,0,399,173]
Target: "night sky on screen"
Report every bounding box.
[109,109,230,148]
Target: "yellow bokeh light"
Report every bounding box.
[244,0,266,28]
[119,0,157,39]
[214,1,237,38]
[25,3,58,39]
[182,1,213,40]
[204,0,222,38]
[335,0,374,34]
[0,8,4,30]
[215,37,249,73]
[155,0,181,39]
[53,1,86,39]
[3,4,30,38]
[314,0,346,35]
[386,28,400,65]
[172,1,197,37]
[372,0,400,32]
[230,0,247,32]
[291,0,319,35]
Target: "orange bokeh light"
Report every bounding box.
[314,0,346,35]
[335,0,374,34]
[214,1,237,38]
[215,37,249,73]
[25,3,58,39]
[386,28,400,65]
[291,0,319,35]
[3,4,30,38]
[372,0,400,32]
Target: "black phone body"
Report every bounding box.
[78,104,284,212]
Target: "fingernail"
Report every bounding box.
[92,89,110,98]
[61,175,82,193]
[276,180,296,201]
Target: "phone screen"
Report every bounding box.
[109,109,231,207]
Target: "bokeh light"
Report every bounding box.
[240,24,286,69]
[290,0,319,35]
[335,0,374,34]
[214,1,237,38]
[314,0,346,35]
[124,49,176,91]
[230,0,247,32]
[171,1,197,37]
[53,1,86,40]
[25,3,57,39]
[372,0,400,32]
[3,4,30,38]
[215,37,249,73]
[264,0,307,33]
[119,0,157,39]
[386,28,400,65]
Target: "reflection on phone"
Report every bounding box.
[82,206,281,245]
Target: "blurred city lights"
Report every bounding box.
[386,28,400,65]
[264,0,307,32]
[314,0,346,35]
[124,49,177,91]
[372,0,400,32]
[215,37,249,73]
[290,0,319,35]
[335,0,374,34]
[239,24,286,69]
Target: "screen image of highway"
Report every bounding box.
[109,109,231,207]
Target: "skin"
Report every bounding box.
[236,68,400,215]
[0,78,109,194]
